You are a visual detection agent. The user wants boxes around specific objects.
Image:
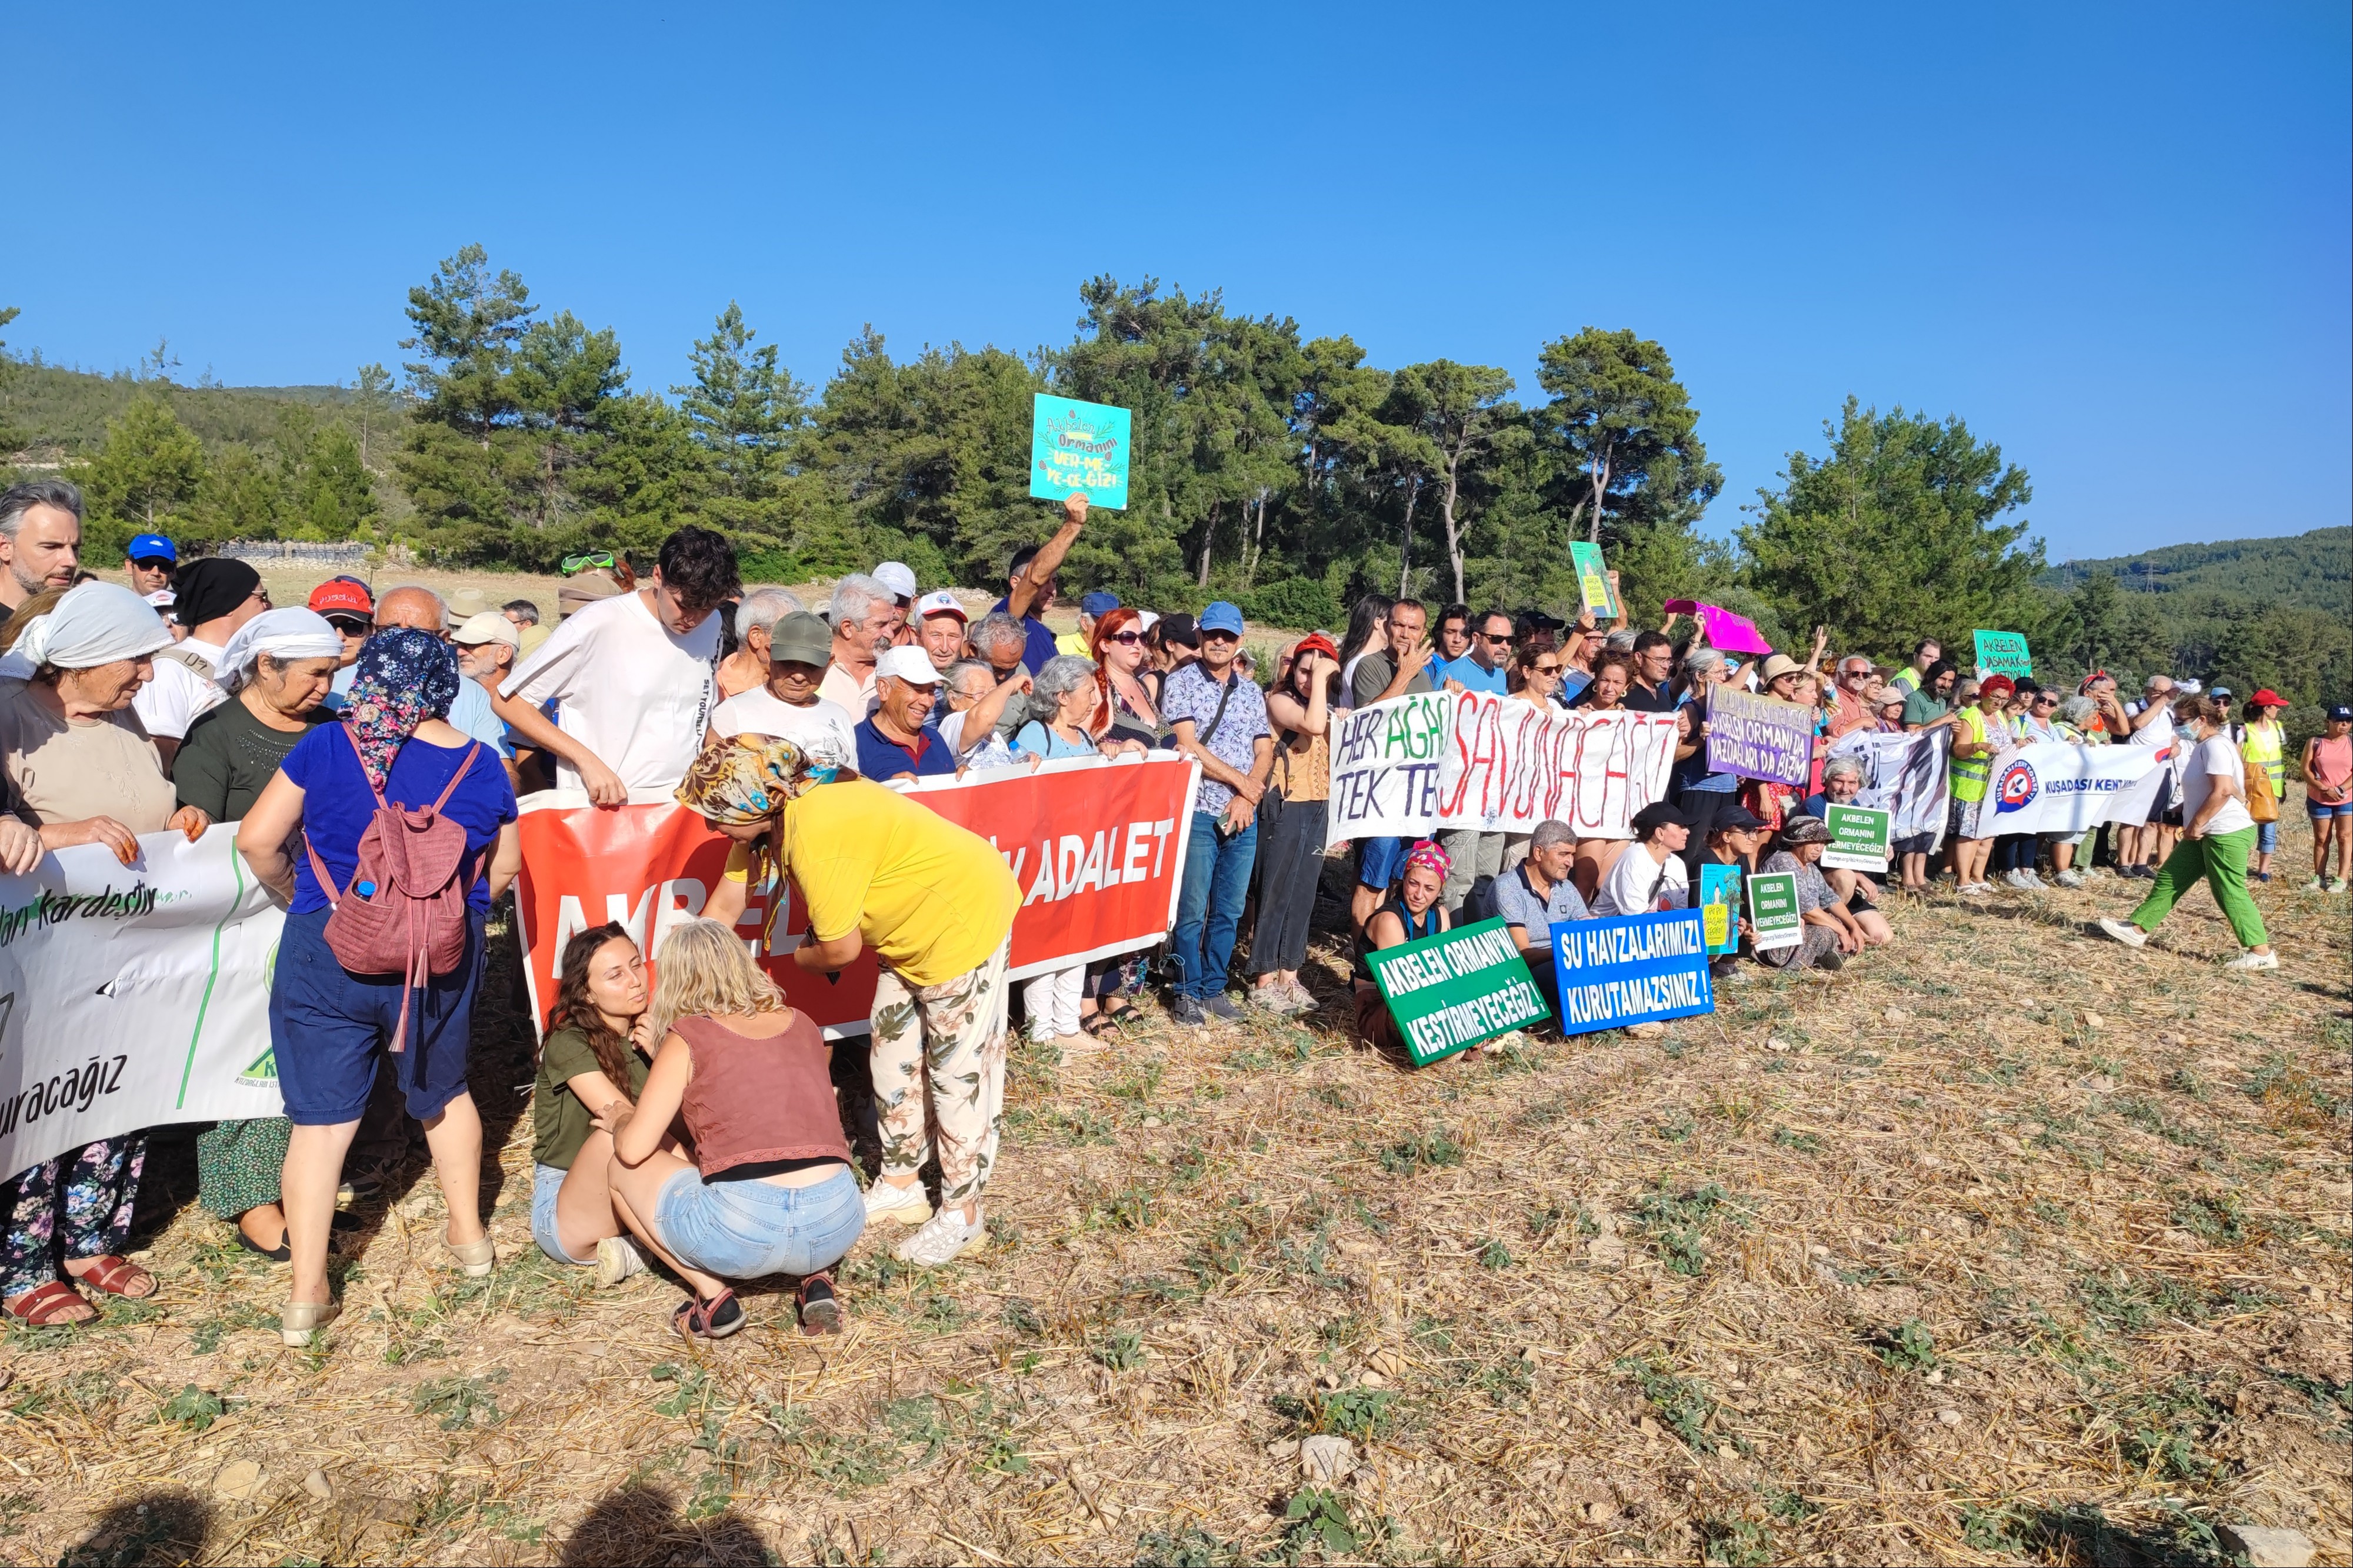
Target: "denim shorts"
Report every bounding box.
[654,1164,864,1280]
[2309,801,2353,820]
[531,1162,593,1266]
[2257,820,2279,855]
[271,906,485,1125]
[1357,835,1409,889]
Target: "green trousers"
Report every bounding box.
[2129,825,2267,949]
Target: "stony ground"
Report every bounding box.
[8,808,2348,1567]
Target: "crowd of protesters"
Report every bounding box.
[0,476,2325,1342]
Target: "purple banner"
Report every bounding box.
[1705,686,1815,786]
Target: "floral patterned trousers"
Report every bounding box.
[868,941,1009,1208]
[2,1137,145,1300]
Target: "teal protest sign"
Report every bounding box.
[1367,917,1551,1067]
[1821,804,1891,872]
[1697,863,1742,956]
[1568,541,1618,619]
[1973,630,2032,679]
[1029,394,1131,510]
[1747,870,1802,953]
[1548,909,1715,1036]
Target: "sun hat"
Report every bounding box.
[875,644,944,686]
[872,562,918,602]
[451,610,521,650]
[768,611,832,667]
[557,571,624,615]
[915,589,967,623]
[1758,653,1804,684]
[1198,601,1245,636]
[1780,813,1832,845]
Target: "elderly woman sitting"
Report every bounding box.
[0,582,208,1325]
[1758,814,1869,970]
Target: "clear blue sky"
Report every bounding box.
[11,3,2346,563]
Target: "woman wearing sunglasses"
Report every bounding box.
[1089,608,1164,748]
[1507,637,1566,706]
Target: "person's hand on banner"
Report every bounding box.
[168,805,211,842]
[578,753,629,808]
[44,815,142,866]
[0,818,39,876]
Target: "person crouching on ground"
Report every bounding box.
[681,733,1020,1269]
[529,923,659,1288]
[1351,840,1452,1054]
[1758,814,1870,970]
[598,918,862,1340]
[2097,694,2278,971]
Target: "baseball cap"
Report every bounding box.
[915,589,968,623]
[875,644,944,686]
[2175,677,2202,695]
[1157,612,1199,649]
[1629,802,1692,836]
[1198,600,1245,636]
[2329,705,2352,723]
[873,562,918,602]
[126,533,178,565]
[1292,632,1339,663]
[2249,689,2289,709]
[1080,591,1121,617]
[306,578,374,620]
[769,611,832,667]
[1712,804,1765,832]
[518,623,551,659]
[451,610,521,650]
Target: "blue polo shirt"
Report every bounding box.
[1432,653,1508,695]
[854,716,956,780]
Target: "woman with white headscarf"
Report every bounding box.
[0,582,209,1326]
[172,608,346,1261]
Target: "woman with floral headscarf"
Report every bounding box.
[238,629,522,1346]
[1350,839,1453,1054]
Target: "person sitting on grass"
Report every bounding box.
[529,923,659,1288]
[1758,814,1871,970]
[598,918,864,1341]
[1351,839,1452,1055]
[2097,693,2279,970]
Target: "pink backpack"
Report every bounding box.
[303,726,486,1052]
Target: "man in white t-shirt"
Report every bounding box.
[818,573,901,716]
[133,557,268,771]
[706,610,858,764]
[495,527,739,803]
[2098,693,2275,970]
[1590,803,1693,916]
[2117,675,2181,878]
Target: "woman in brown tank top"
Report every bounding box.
[598,919,864,1340]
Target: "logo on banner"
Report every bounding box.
[1995,760,2038,815]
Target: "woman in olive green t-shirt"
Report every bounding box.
[530,924,659,1279]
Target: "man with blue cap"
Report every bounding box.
[1160,600,1273,1025]
[1059,590,1119,658]
[125,532,177,600]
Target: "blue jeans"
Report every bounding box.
[654,1165,864,1281]
[1171,809,1258,1000]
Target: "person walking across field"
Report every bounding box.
[2095,694,2277,970]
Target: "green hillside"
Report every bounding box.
[2043,526,2350,617]
[0,356,387,458]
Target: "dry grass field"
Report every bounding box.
[7,805,2348,1567]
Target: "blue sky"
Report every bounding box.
[9,3,2345,563]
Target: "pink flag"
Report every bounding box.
[1664,600,1774,656]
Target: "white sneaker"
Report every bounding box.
[894,1207,986,1267]
[2021,869,2047,889]
[2223,950,2279,971]
[2003,870,2034,890]
[594,1235,648,1288]
[864,1179,934,1227]
[2097,918,2148,948]
[2055,869,2086,889]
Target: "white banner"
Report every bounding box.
[0,827,284,1179]
[1828,729,1953,847]
[1328,692,1679,848]
[1984,741,2167,836]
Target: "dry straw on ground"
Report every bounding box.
[8,812,2348,1566]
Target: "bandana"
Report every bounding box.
[675,734,843,825]
[215,608,345,693]
[341,628,459,789]
[1403,839,1453,880]
[0,581,174,681]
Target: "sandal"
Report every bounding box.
[673,1289,746,1342]
[5,1280,95,1326]
[1079,1012,1118,1039]
[796,1272,843,1336]
[279,1299,341,1347]
[71,1255,155,1299]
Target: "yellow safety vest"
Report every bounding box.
[2241,722,2285,793]
[1949,706,1992,802]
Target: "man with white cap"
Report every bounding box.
[451,612,525,785]
[853,646,957,781]
[872,562,918,611]
[914,589,969,669]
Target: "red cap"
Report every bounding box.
[2249,688,2289,709]
[1292,632,1340,662]
[307,579,374,618]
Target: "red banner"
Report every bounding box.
[513,755,1199,1037]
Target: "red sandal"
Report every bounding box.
[671,1289,745,1342]
[5,1280,95,1326]
[796,1272,842,1336]
[72,1256,156,1299]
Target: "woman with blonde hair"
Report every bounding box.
[598,917,862,1340]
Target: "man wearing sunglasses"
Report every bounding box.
[1827,655,1879,738]
[496,526,741,806]
[132,556,271,772]
[1431,610,1514,918]
[1163,600,1274,1025]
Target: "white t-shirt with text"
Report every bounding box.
[1591,843,1691,917]
[501,590,718,793]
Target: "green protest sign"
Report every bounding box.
[1367,916,1551,1067]
[1821,804,1891,872]
[1568,541,1618,619]
[1972,630,2032,679]
[1747,870,1803,953]
[1029,394,1131,510]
